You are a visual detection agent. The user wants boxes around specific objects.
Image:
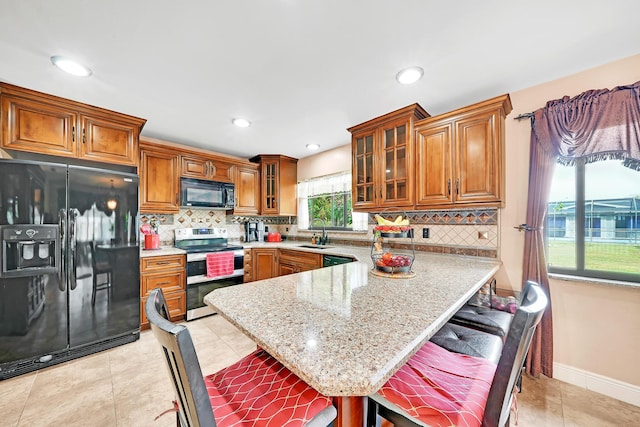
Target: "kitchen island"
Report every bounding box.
[205,251,500,426]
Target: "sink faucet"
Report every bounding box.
[311,218,328,245]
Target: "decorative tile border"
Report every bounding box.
[229,215,295,225]
[369,209,498,225]
[140,214,174,225]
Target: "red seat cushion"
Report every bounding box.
[205,350,333,427]
[378,341,497,427]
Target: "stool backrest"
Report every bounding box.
[146,288,217,427]
[482,282,547,427]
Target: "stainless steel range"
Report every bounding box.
[174,228,244,320]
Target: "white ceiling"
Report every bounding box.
[1,1,639,160]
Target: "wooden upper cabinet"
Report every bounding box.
[80,114,140,165]
[233,164,260,215]
[415,94,512,208]
[180,155,233,182]
[250,154,298,216]
[1,95,77,156]
[348,104,429,211]
[139,141,180,213]
[415,122,453,205]
[0,83,145,166]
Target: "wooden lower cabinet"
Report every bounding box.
[243,249,253,283]
[279,249,322,276]
[140,254,186,329]
[252,248,278,281]
[246,248,325,282]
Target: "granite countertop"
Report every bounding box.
[205,251,501,396]
[139,245,186,258]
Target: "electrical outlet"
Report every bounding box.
[422,228,430,238]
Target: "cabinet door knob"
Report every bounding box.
[456,178,459,195]
[72,126,75,142]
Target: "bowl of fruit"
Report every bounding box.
[374,214,413,237]
[372,251,413,273]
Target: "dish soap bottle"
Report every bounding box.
[311,233,317,244]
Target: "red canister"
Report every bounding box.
[144,234,160,250]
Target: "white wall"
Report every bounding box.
[297,144,351,181]
[498,54,640,392]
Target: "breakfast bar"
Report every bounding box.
[205,252,501,426]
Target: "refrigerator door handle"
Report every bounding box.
[58,209,66,291]
[69,208,78,290]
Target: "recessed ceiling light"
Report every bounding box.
[306,143,320,150]
[396,66,424,85]
[50,56,92,77]
[232,118,251,128]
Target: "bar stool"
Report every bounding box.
[448,280,533,341]
[146,288,337,427]
[366,282,548,427]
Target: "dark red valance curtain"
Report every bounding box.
[523,80,640,377]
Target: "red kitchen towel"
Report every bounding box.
[206,252,234,277]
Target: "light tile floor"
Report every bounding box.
[1,314,639,426]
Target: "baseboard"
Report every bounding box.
[553,362,640,407]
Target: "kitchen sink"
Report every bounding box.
[297,244,333,250]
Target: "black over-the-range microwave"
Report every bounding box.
[180,177,235,209]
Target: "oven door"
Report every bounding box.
[186,250,244,281]
[186,275,243,320]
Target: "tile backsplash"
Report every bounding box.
[141,208,500,258]
[141,209,244,244]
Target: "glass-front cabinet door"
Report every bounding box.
[262,159,278,214]
[349,104,429,211]
[380,118,414,208]
[352,130,377,210]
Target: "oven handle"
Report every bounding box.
[187,270,244,285]
[186,249,244,262]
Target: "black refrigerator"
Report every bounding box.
[0,159,140,379]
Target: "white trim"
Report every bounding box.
[553,362,640,407]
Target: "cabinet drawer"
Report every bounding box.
[279,249,322,267]
[141,270,185,296]
[141,254,185,272]
[141,291,185,325]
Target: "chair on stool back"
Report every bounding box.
[429,281,537,364]
[449,280,535,341]
[366,282,548,427]
[145,288,337,427]
[90,242,112,306]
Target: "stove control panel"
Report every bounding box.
[175,227,228,241]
